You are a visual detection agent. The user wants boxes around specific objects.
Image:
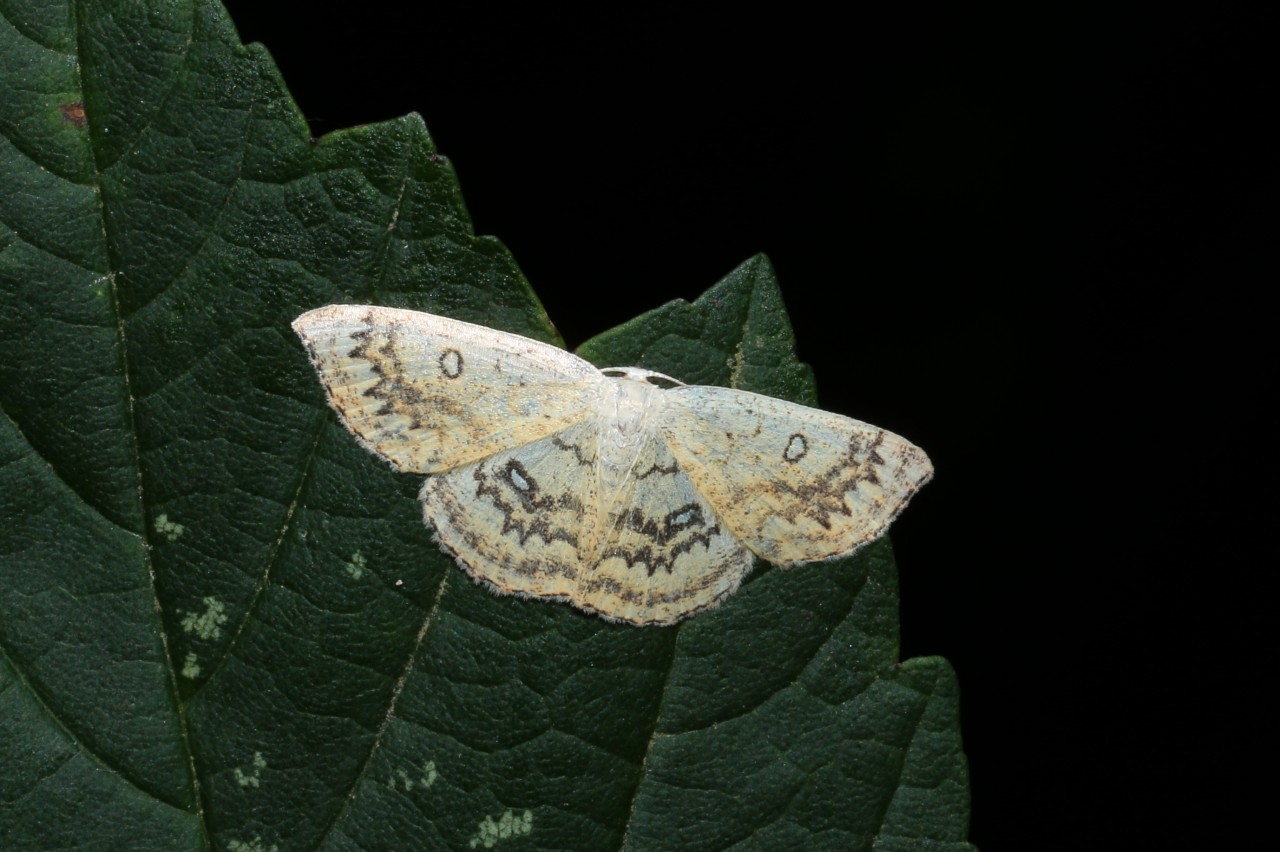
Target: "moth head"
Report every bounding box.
[601,367,685,389]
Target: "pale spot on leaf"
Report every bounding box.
[387,759,439,791]
[346,551,367,579]
[227,838,277,852]
[154,513,185,541]
[468,809,533,849]
[234,751,267,788]
[180,596,227,640]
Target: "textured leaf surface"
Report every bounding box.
[0,1,970,849]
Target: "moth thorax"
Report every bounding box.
[590,374,659,491]
[602,372,664,442]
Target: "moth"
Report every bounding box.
[293,305,932,625]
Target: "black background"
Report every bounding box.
[221,4,1272,848]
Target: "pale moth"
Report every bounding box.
[293,305,932,626]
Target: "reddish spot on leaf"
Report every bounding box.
[60,102,87,130]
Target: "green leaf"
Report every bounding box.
[0,2,971,850]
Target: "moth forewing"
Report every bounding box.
[657,386,933,566]
[292,305,603,473]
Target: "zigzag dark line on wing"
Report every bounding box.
[471,463,583,549]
